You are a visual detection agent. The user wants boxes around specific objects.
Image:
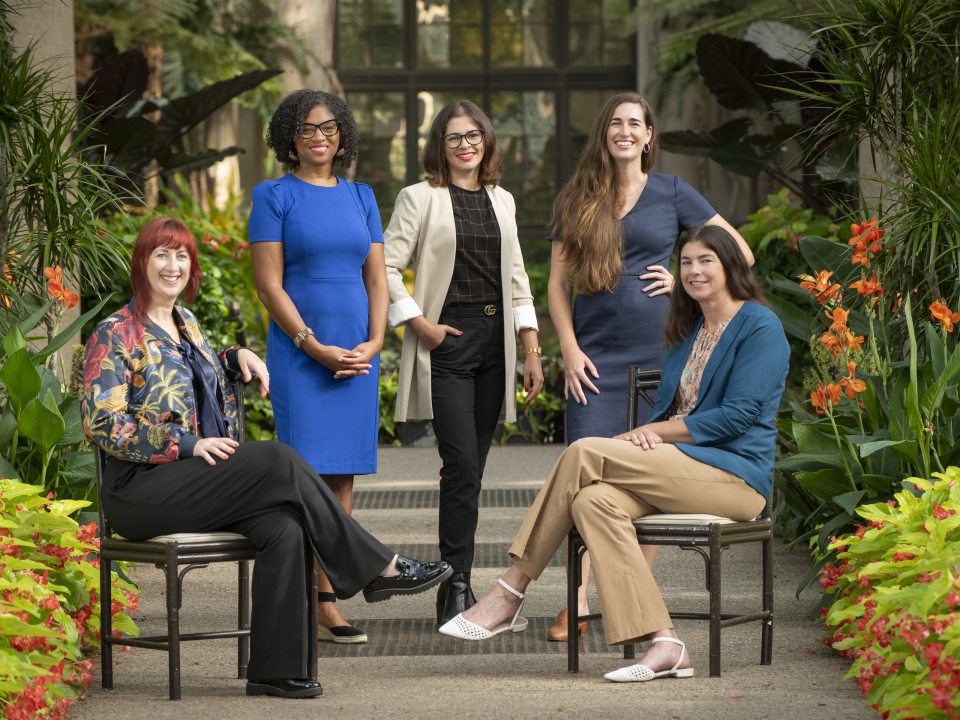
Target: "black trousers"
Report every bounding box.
[102,440,394,680]
[430,309,506,572]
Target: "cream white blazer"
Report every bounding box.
[383,181,538,422]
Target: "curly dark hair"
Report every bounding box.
[266,89,359,173]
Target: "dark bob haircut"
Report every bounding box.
[129,218,202,323]
[665,224,766,347]
[422,99,502,187]
[266,89,359,173]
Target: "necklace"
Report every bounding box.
[617,174,647,216]
[690,320,730,359]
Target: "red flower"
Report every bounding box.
[932,503,957,520]
[891,551,916,562]
[946,592,960,607]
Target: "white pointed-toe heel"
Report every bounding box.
[603,636,695,682]
[438,578,528,640]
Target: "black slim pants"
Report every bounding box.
[430,308,506,573]
[102,440,394,680]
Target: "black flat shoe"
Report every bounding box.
[363,556,452,603]
[245,678,323,699]
[438,571,476,626]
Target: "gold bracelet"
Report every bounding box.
[293,327,314,349]
[524,345,542,357]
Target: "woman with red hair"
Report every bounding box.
[82,217,451,699]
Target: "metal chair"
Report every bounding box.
[565,366,774,677]
[96,381,318,699]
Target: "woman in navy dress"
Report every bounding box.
[545,92,754,640]
[249,90,387,645]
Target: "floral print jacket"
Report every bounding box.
[82,302,242,464]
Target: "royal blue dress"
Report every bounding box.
[248,174,383,474]
[562,173,715,443]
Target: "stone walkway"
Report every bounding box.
[72,446,874,720]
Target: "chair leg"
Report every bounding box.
[761,534,774,665]
[99,556,114,690]
[165,545,182,700]
[708,533,722,678]
[306,545,318,681]
[238,560,250,679]
[567,533,582,673]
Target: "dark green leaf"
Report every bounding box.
[860,439,916,458]
[832,490,866,514]
[778,451,844,471]
[792,422,842,454]
[0,454,18,480]
[33,294,114,363]
[796,468,854,502]
[659,117,752,156]
[861,474,895,496]
[2,325,27,358]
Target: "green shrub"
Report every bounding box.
[0,478,138,719]
[821,468,960,719]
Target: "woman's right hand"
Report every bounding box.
[416,320,462,351]
[194,437,239,465]
[561,344,600,405]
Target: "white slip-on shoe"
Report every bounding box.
[438,578,529,640]
[603,636,695,682]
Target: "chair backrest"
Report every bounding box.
[627,366,662,427]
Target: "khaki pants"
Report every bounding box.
[508,438,766,644]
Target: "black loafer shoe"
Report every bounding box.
[245,678,323,699]
[363,556,453,603]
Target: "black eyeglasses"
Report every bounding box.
[299,120,340,139]
[443,129,484,149]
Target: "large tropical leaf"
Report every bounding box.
[696,34,806,112]
[710,134,781,176]
[659,117,752,156]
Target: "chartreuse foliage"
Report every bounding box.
[0,479,137,720]
[821,469,960,719]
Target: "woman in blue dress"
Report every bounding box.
[544,92,754,640]
[249,89,387,645]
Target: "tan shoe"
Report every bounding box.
[546,608,587,642]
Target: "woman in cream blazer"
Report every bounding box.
[383,99,543,626]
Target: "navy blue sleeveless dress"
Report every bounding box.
[562,173,715,442]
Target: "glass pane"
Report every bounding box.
[489,91,556,235]
[346,92,407,220]
[337,0,404,69]
[568,1,633,67]
[490,0,556,67]
[417,1,483,68]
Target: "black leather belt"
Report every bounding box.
[443,303,501,317]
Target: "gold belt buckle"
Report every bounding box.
[483,304,497,316]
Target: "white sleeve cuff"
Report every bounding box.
[513,304,539,333]
[388,297,423,328]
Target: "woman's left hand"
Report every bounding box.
[616,426,663,450]
[640,265,674,297]
[335,340,382,380]
[522,353,544,405]
[237,348,270,398]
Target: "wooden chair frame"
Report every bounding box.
[96,381,318,699]
[565,366,774,677]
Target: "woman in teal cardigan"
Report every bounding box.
[439,224,790,683]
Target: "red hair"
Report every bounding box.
[129,218,202,322]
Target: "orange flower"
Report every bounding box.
[824,306,849,333]
[820,328,865,356]
[930,300,960,333]
[848,218,885,266]
[43,266,79,309]
[810,383,843,414]
[799,270,842,305]
[820,331,842,355]
[839,362,867,399]
[849,274,883,297]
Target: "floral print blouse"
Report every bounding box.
[669,320,730,420]
[81,302,242,464]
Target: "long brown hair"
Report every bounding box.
[551,93,659,294]
[665,225,766,346]
[422,99,503,187]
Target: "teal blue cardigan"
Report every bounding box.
[649,301,790,498]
